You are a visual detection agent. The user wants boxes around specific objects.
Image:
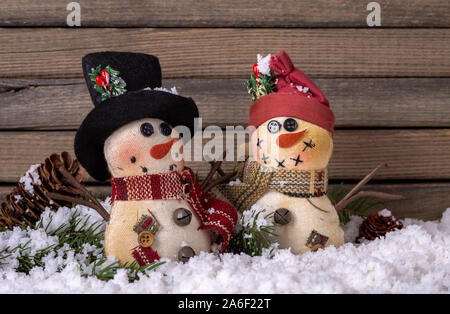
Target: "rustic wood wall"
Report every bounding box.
[0,0,449,220]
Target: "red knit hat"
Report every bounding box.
[247,51,334,133]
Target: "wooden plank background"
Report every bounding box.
[1,129,450,181]
[1,78,450,129]
[1,29,449,78]
[0,0,448,27]
[0,0,449,220]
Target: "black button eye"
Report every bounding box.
[267,120,281,133]
[283,118,298,132]
[130,156,136,163]
[140,123,154,137]
[159,122,172,136]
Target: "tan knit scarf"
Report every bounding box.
[219,160,328,212]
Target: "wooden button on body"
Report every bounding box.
[138,231,154,247]
[311,244,324,252]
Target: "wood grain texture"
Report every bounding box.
[1,78,450,130]
[0,28,449,79]
[0,0,448,27]
[0,129,449,182]
[1,183,448,221]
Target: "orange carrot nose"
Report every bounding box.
[276,130,307,148]
[150,139,176,159]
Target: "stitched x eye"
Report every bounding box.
[283,118,298,132]
[267,120,281,133]
[140,123,154,137]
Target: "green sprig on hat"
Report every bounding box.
[247,55,275,101]
[89,65,127,101]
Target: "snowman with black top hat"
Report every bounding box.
[75,51,237,265]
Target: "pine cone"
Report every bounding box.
[358,213,403,241]
[0,152,84,229]
[225,229,245,254]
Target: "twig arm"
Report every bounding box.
[201,150,229,189]
[210,161,225,176]
[335,191,405,212]
[58,167,104,210]
[204,171,237,193]
[46,166,111,222]
[334,163,405,212]
[201,160,224,190]
[335,163,387,210]
[47,192,110,222]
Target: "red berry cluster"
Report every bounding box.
[252,63,260,85]
[95,69,111,92]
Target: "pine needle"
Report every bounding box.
[0,209,165,280]
[241,209,277,257]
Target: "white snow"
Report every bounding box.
[343,215,364,243]
[180,241,189,248]
[295,85,309,94]
[256,54,272,76]
[228,178,243,186]
[379,209,393,217]
[207,207,216,214]
[19,164,41,195]
[0,201,450,293]
[143,86,178,95]
[241,205,273,230]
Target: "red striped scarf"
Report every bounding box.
[111,168,237,252]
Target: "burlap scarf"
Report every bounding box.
[110,167,237,252]
[219,161,328,212]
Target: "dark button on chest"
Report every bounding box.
[274,208,291,225]
[173,208,192,226]
[178,246,195,262]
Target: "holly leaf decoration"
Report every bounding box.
[89,64,127,101]
[247,71,275,101]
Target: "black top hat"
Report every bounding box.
[74,51,199,182]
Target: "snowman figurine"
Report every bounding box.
[75,52,237,265]
[221,51,344,253]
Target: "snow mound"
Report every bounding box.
[1,206,449,294]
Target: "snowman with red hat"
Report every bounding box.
[75,51,237,265]
[221,51,344,253]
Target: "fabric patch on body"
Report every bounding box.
[306,230,329,251]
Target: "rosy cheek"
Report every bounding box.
[299,152,312,164]
[114,142,140,167]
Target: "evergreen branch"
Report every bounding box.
[0,210,164,281]
[240,209,277,257]
[90,259,166,282]
[247,72,275,101]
